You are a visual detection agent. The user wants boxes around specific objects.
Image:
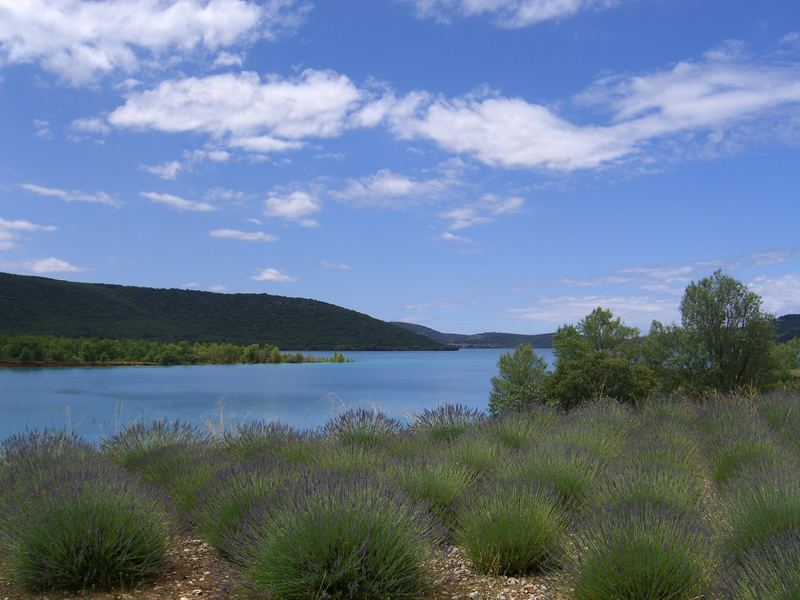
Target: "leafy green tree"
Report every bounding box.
[546,308,654,408]
[646,270,781,395]
[488,344,549,414]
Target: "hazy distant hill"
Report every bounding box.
[392,322,554,348]
[778,314,800,343]
[0,272,447,351]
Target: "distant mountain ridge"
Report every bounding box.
[392,322,554,348]
[0,272,448,351]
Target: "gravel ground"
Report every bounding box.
[0,540,570,600]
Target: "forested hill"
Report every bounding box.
[0,272,447,350]
[778,314,800,343]
[392,322,554,348]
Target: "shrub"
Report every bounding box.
[390,459,475,529]
[222,421,303,460]
[448,434,506,476]
[194,459,299,555]
[101,420,210,470]
[711,437,784,486]
[314,443,382,474]
[324,408,403,448]
[486,414,541,449]
[0,429,94,472]
[0,462,173,592]
[571,504,710,600]
[597,464,704,517]
[230,473,440,599]
[414,404,485,442]
[719,532,800,599]
[508,445,600,508]
[726,469,800,562]
[488,344,549,415]
[455,481,565,575]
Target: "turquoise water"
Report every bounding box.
[0,348,555,442]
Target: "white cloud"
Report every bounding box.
[332,169,451,207]
[207,283,229,292]
[510,294,679,327]
[17,182,120,206]
[406,0,616,28]
[27,257,86,274]
[749,275,800,315]
[440,193,524,230]
[388,50,800,171]
[0,218,57,249]
[142,160,183,180]
[70,117,111,135]
[140,191,216,212]
[33,118,52,139]
[209,228,277,242]
[251,267,295,282]
[264,190,320,227]
[439,231,475,243]
[320,259,351,270]
[212,50,243,67]
[0,0,309,85]
[108,70,363,153]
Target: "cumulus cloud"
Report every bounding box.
[0,0,310,85]
[264,190,320,227]
[405,0,617,28]
[109,70,363,154]
[251,267,295,282]
[332,169,451,207]
[27,257,86,274]
[140,191,216,211]
[70,117,111,135]
[17,182,120,206]
[386,50,800,171]
[142,160,183,180]
[0,217,57,249]
[141,149,230,180]
[209,228,277,242]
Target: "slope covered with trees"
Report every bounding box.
[0,273,446,350]
[392,322,554,348]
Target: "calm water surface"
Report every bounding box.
[0,348,554,442]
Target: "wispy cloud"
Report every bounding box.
[332,169,452,208]
[510,294,679,328]
[749,274,800,315]
[405,0,617,28]
[209,228,277,242]
[27,257,86,274]
[18,182,120,207]
[251,267,296,282]
[320,259,352,270]
[0,218,57,249]
[140,191,215,212]
[440,194,524,230]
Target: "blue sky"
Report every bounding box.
[1,0,799,335]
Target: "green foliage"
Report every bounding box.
[413,403,485,442]
[390,460,476,529]
[195,460,298,555]
[547,308,654,408]
[720,533,800,600]
[508,445,601,508]
[571,506,710,600]
[324,408,403,449]
[647,270,782,395]
[0,271,446,350]
[725,470,800,563]
[598,464,704,517]
[0,334,350,366]
[447,434,506,475]
[455,481,565,575]
[222,421,305,461]
[230,474,440,599]
[488,344,549,414]
[0,459,173,592]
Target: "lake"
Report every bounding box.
[0,348,555,442]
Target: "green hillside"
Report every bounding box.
[0,272,448,350]
[778,314,800,343]
[392,322,554,348]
